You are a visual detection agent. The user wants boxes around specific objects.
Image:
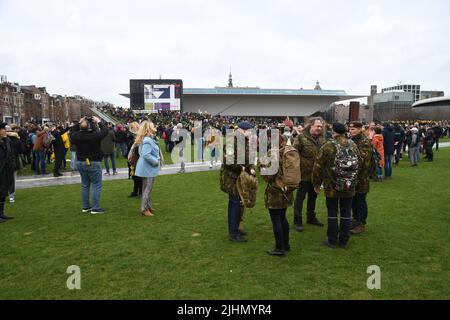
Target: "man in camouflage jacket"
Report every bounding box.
[292,117,326,231]
[219,121,256,242]
[312,123,361,248]
[349,122,372,235]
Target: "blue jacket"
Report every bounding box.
[135,137,161,178]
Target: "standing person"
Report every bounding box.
[115,123,127,158]
[68,121,79,175]
[312,123,361,248]
[206,124,220,168]
[424,128,434,162]
[219,121,256,242]
[172,123,186,173]
[5,125,22,204]
[127,122,142,198]
[382,124,395,179]
[393,123,405,165]
[135,121,161,217]
[101,122,117,176]
[292,117,326,232]
[51,126,69,177]
[260,134,296,256]
[371,127,385,180]
[349,122,372,235]
[0,122,15,223]
[33,126,47,175]
[70,116,108,214]
[406,127,421,167]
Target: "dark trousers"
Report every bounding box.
[54,149,64,174]
[426,144,433,160]
[0,196,5,215]
[269,209,290,251]
[394,143,403,164]
[352,193,368,225]
[293,181,318,225]
[228,194,242,237]
[384,154,393,177]
[132,176,143,195]
[326,197,352,245]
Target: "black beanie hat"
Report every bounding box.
[332,122,347,134]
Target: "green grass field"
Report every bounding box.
[1,148,449,300]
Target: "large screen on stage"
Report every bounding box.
[129,79,183,112]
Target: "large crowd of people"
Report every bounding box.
[0,107,449,256]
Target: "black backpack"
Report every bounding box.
[329,139,359,192]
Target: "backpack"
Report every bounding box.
[274,145,301,192]
[128,143,140,167]
[236,167,258,208]
[329,140,359,192]
[43,132,55,148]
[368,146,381,179]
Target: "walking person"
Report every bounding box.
[0,122,15,223]
[70,116,108,214]
[312,123,361,248]
[101,122,118,176]
[135,121,161,217]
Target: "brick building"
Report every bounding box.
[0,81,24,124]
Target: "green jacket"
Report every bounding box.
[101,129,116,155]
[259,145,294,209]
[351,133,372,194]
[312,134,361,198]
[219,132,256,196]
[293,129,326,182]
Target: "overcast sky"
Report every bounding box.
[1,0,449,106]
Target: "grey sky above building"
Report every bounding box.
[1,0,449,106]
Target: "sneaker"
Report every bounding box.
[209,164,213,169]
[113,171,118,175]
[104,172,110,176]
[9,197,15,203]
[293,224,304,232]
[0,215,14,220]
[91,208,106,215]
[82,207,92,213]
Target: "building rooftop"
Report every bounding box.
[183,87,349,96]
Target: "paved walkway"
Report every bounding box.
[16,161,222,190]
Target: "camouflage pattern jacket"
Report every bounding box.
[293,129,326,182]
[259,145,294,209]
[219,132,256,196]
[312,134,361,198]
[351,133,372,194]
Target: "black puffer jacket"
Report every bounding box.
[0,137,15,197]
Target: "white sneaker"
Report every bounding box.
[9,198,15,203]
[209,164,213,169]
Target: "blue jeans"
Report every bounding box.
[376,166,383,178]
[33,150,46,174]
[352,193,368,225]
[228,194,242,237]
[71,151,78,171]
[103,154,116,173]
[77,161,102,210]
[116,143,127,158]
[384,154,393,177]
